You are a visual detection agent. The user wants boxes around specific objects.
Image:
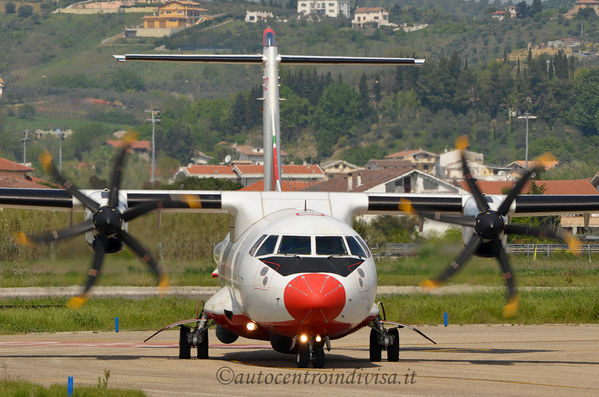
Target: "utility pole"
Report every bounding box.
[22,130,30,164]
[517,112,536,169]
[57,128,65,174]
[145,108,160,185]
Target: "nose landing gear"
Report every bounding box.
[294,335,329,368]
[369,315,400,362]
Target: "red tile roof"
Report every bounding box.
[0,158,33,172]
[459,179,599,195]
[234,164,324,176]
[240,180,321,191]
[0,176,51,189]
[185,165,236,176]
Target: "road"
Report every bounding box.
[0,325,598,396]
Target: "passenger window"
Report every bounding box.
[355,235,371,258]
[278,236,311,255]
[316,236,347,255]
[250,234,267,256]
[346,236,367,258]
[256,235,279,256]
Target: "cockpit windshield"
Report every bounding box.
[346,236,367,258]
[316,236,347,255]
[278,235,311,255]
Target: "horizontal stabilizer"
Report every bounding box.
[280,55,424,65]
[114,54,264,64]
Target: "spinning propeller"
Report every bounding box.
[404,136,579,317]
[16,136,169,309]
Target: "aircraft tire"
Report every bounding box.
[387,328,399,362]
[179,326,191,359]
[369,328,382,362]
[197,328,209,359]
[296,347,309,368]
[314,346,325,368]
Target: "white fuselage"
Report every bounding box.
[206,209,378,341]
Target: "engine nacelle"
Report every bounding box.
[83,189,129,253]
[215,325,239,344]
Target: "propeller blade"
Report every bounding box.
[40,151,100,212]
[491,239,519,317]
[81,235,108,295]
[496,169,536,216]
[108,144,130,208]
[461,151,489,212]
[14,219,94,246]
[504,223,581,253]
[421,233,481,289]
[116,229,169,293]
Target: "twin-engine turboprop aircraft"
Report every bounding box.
[2,30,599,368]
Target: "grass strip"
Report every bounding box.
[0,289,597,334]
[0,379,145,396]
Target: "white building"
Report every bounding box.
[352,7,392,28]
[297,0,350,18]
[245,10,273,23]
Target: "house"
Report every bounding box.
[234,164,325,187]
[232,145,288,165]
[506,160,559,179]
[191,151,213,165]
[320,159,363,177]
[365,159,414,170]
[105,140,151,160]
[437,149,508,181]
[143,0,206,29]
[245,10,273,23]
[385,148,437,173]
[297,0,350,18]
[507,5,517,18]
[0,77,4,98]
[309,168,464,194]
[173,163,325,187]
[566,0,599,18]
[491,10,505,21]
[352,7,393,28]
[0,157,51,189]
[173,165,238,182]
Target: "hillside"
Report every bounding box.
[2,0,599,187]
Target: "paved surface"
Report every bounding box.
[0,325,598,396]
[0,285,583,298]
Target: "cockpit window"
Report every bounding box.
[316,236,347,255]
[346,236,367,258]
[355,235,371,258]
[250,234,267,256]
[278,235,311,255]
[256,235,278,256]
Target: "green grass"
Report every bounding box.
[0,379,146,396]
[0,288,597,334]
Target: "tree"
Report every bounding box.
[568,69,599,135]
[17,5,33,18]
[515,1,529,18]
[17,104,36,119]
[530,0,542,16]
[5,2,15,14]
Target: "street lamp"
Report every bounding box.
[57,128,65,174]
[517,112,536,169]
[145,108,161,185]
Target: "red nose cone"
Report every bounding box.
[284,274,346,325]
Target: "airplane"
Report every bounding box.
[1,29,599,369]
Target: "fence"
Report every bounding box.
[374,243,599,261]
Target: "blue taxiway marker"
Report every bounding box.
[444,312,448,327]
[67,376,73,396]
[115,317,119,333]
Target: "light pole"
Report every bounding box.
[517,112,536,169]
[145,108,160,185]
[22,130,30,164]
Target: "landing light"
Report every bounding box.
[246,322,257,331]
[315,335,322,343]
[299,334,308,343]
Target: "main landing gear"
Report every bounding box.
[294,335,329,368]
[369,315,400,362]
[179,312,210,359]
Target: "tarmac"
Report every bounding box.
[0,324,598,396]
